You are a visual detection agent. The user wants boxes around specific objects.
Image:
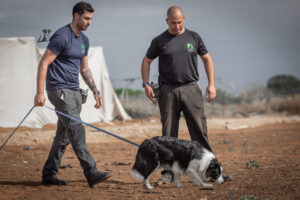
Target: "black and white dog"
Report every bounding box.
[131,136,224,189]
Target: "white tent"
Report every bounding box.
[0,37,131,128]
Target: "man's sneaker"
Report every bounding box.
[223,175,233,182]
[87,171,111,187]
[42,176,67,186]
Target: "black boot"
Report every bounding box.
[87,171,111,187]
[42,176,67,186]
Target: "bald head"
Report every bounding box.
[167,6,184,18]
[166,6,185,35]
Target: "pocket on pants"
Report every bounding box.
[188,85,204,110]
[59,91,65,101]
[47,89,65,109]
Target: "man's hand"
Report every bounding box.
[141,56,155,103]
[34,93,46,106]
[94,93,103,109]
[201,53,216,103]
[206,85,216,103]
[144,84,156,104]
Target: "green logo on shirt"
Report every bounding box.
[81,44,85,53]
[186,43,194,52]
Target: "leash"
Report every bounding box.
[44,106,140,147]
[0,105,140,150]
[0,106,36,150]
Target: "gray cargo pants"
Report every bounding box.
[42,88,98,180]
[158,83,212,152]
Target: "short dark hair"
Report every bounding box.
[72,1,94,16]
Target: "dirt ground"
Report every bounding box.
[0,117,299,200]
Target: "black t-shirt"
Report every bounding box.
[146,28,208,84]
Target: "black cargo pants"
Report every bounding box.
[158,83,212,152]
[42,88,98,180]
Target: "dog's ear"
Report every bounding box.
[212,159,222,166]
[209,159,221,168]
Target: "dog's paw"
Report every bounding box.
[145,185,154,189]
[175,183,182,187]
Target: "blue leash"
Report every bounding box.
[0,106,36,150]
[45,106,140,147]
[0,106,140,149]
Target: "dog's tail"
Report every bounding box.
[130,168,145,181]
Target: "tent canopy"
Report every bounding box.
[0,37,130,128]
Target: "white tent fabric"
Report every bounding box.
[0,37,131,128]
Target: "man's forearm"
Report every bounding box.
[204,63,215,87]
[81,68,98,93]
[141,57,152,82]
[202,54,215,87]
[36,62,48,94]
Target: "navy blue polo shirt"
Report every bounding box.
[46,24,89,91]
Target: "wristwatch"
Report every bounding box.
[93,90,100,95]
[142,81,149,88]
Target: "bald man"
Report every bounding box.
[141,6,229,182]
[142,6,215,151]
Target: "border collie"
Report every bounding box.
[131,136,224,189]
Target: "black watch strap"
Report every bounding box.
[142,81,149,88]
[93,90,100,95]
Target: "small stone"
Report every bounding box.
[23,146,30,151]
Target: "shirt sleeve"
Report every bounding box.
[47,33,66,55]
[146,38,159,59]
[195,33,208,56]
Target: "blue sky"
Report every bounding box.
[0,0,299,94]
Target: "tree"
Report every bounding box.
[267,75,300,95]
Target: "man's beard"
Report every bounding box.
[78,24,88,31]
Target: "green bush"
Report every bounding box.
[114,88,144,96]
